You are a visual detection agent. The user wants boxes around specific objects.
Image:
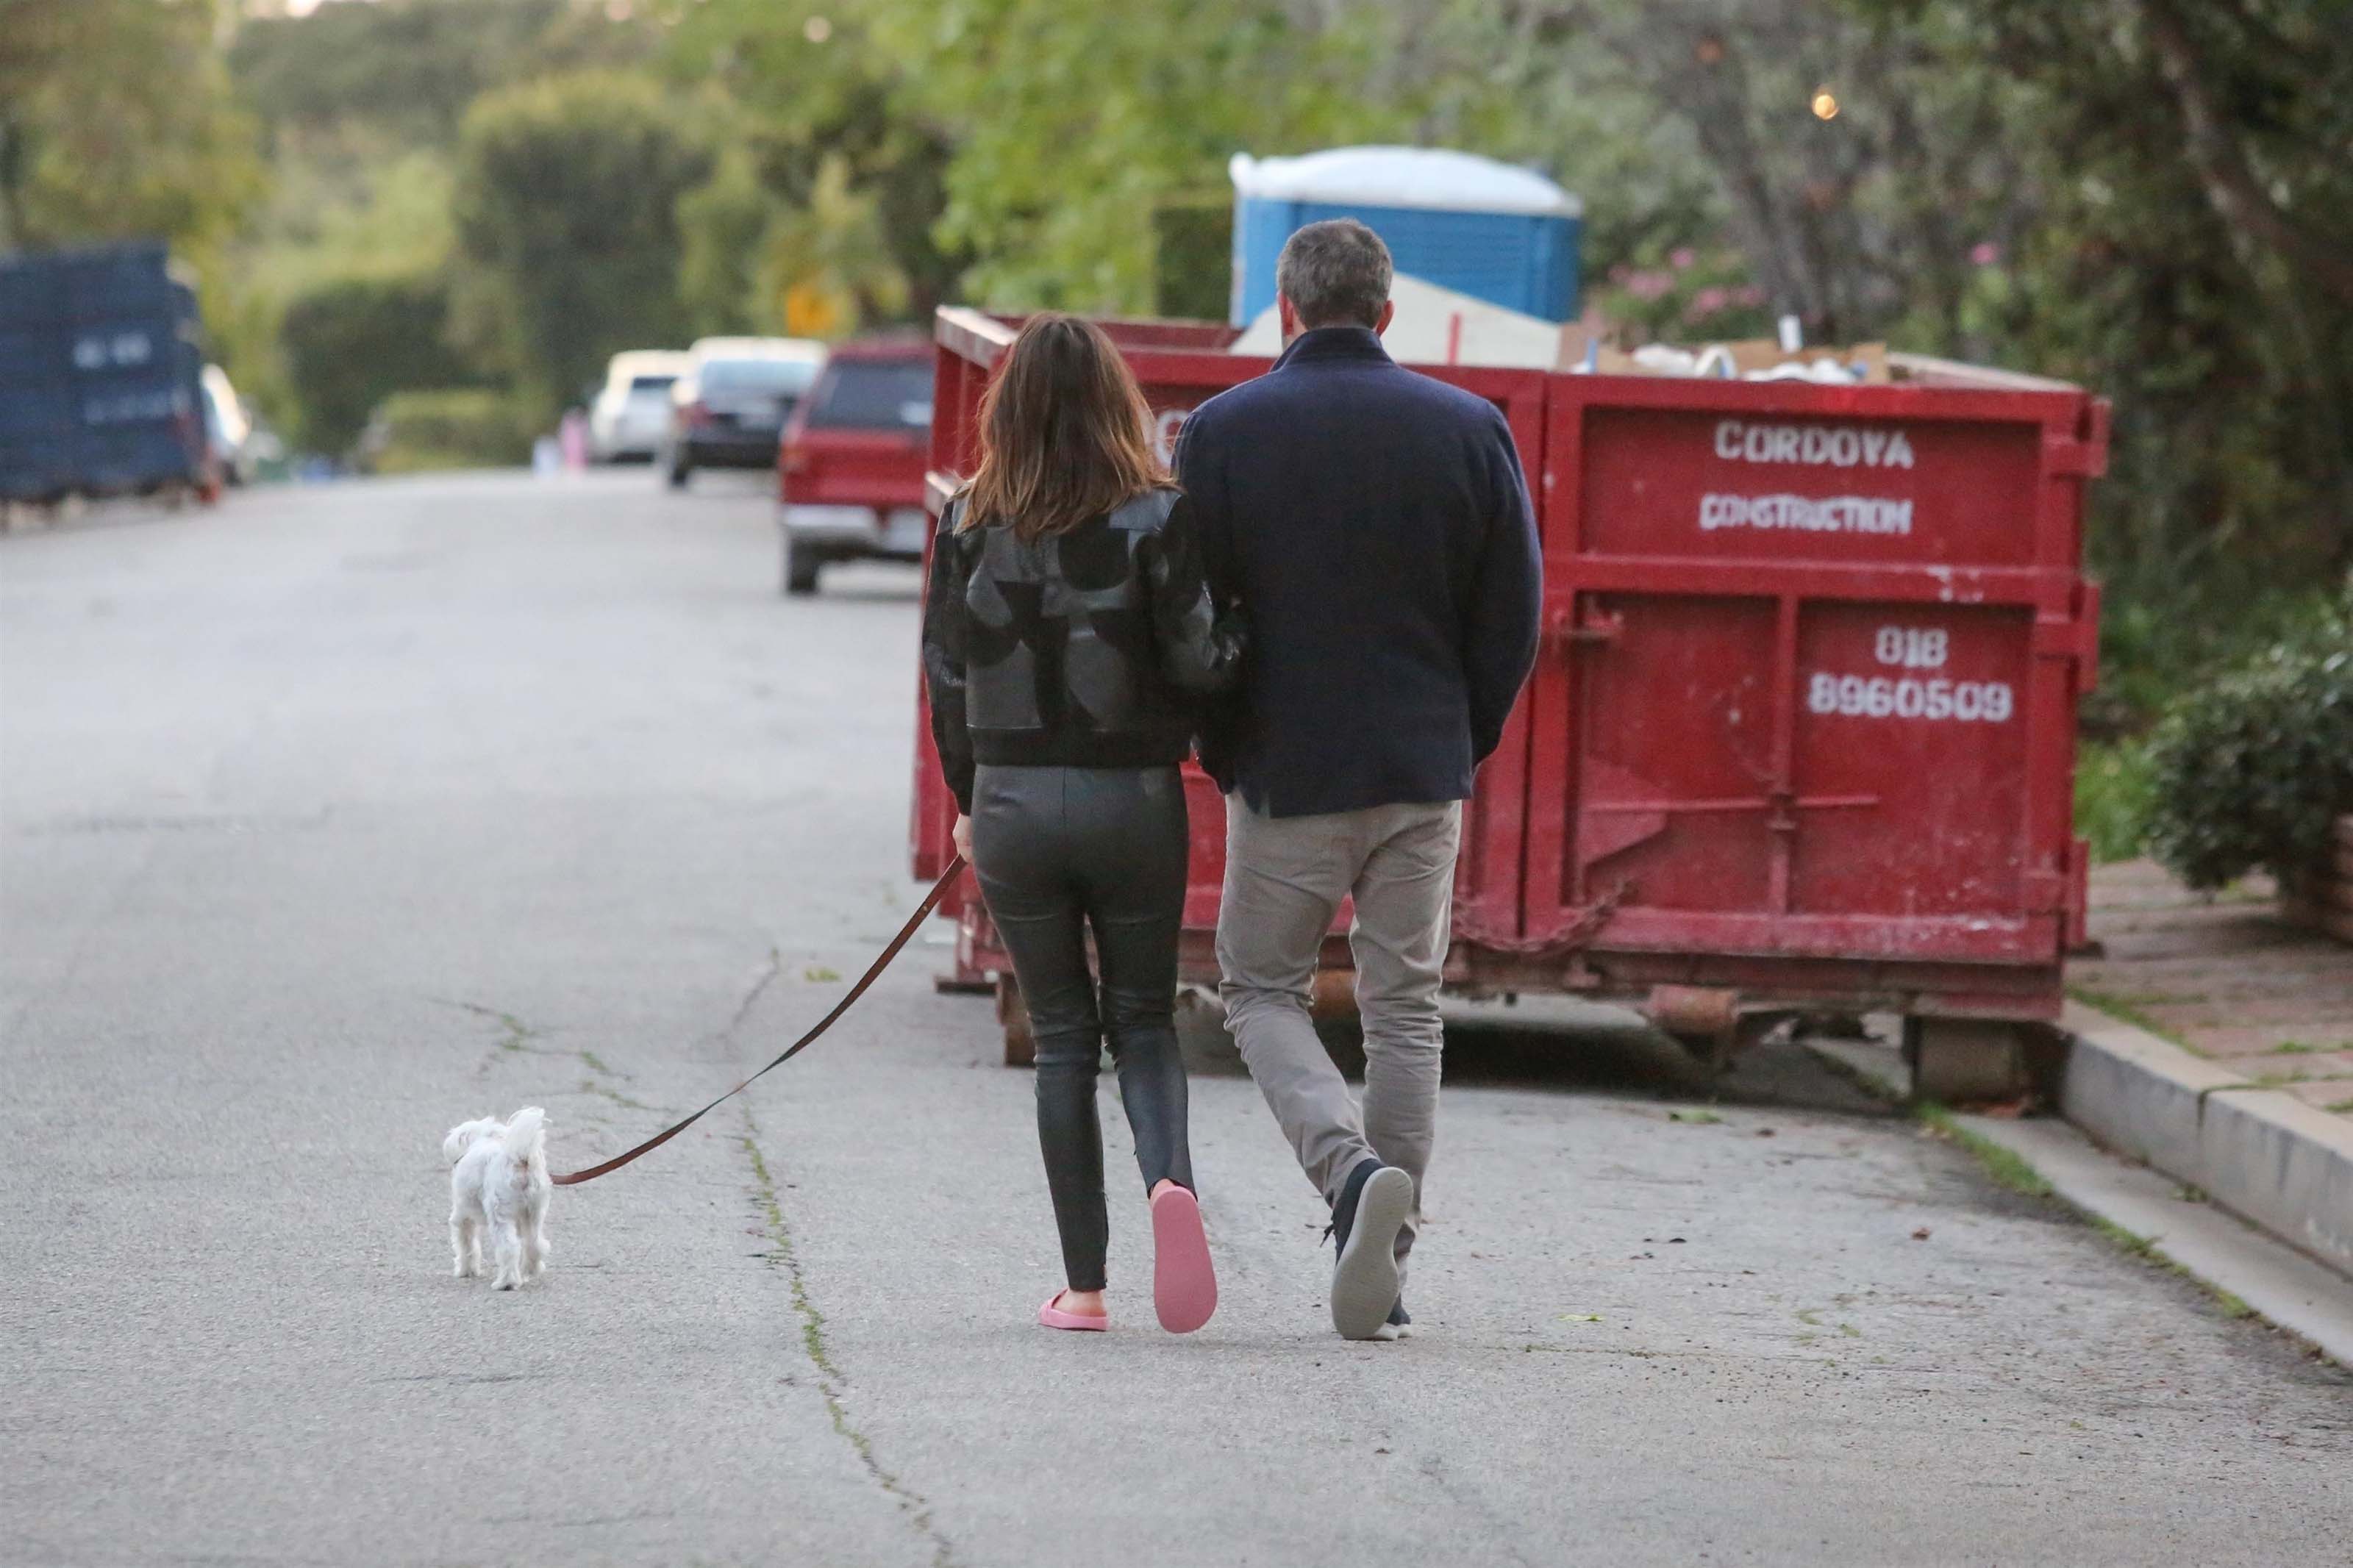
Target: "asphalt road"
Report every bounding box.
[4,470,2347,1568]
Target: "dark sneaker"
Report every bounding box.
[1370,1299,1413,1342]
[1327,1159,1413,1340]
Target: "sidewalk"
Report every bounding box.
[2056,857,2353,1286]
[2070,859,2353,1123]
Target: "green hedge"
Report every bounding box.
[362,389,540,474]
[279,273,481,456]
[2145,584,2353,890]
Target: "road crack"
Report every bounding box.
[724,946,786,1039]
[738,1109,954,1568]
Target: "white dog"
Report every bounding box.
[443,1107,553,1290]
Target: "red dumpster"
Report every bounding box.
[911,312,2105,1096]
[1513,358,2104,1095]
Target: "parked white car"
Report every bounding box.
[588,350,690,463]
[199,364,254,485]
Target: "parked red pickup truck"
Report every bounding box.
[776,334,934,595]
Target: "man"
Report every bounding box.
[1175,219,1543,1341]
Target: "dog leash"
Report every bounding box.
[552,853,967,1186]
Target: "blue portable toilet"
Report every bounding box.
[1229,146,1582,327]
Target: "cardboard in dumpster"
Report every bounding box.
[1578,336,1891,384]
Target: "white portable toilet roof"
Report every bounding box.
[1229,146,1580,219]
[1229,273,1573,365]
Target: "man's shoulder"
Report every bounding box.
[1182,374,1279,437]
[1391,365,1515,431]
[1182,354,1511,461]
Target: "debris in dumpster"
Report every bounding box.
[1585,337,1889,384]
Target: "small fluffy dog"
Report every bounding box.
[443,1107,553,1290]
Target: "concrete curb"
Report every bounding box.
[2059,1000,2353,1281]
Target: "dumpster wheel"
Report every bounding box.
[997,973,1035,1068]
[1903,1017,2029,1104]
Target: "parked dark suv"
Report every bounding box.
[776,336,933,595]
[665,337,826,489]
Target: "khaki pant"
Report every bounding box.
[1215,795,1460,1280]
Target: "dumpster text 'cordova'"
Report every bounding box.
[1714,420,1915,468]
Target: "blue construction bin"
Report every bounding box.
[0,240,207,503]
[1229,147,1581,327]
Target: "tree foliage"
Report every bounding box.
[868,0,1395,311]
[229,0,654,148]
[449,71,713,412]
[279,272,478,455]
[661,0,963,331]
[0,0,263,250]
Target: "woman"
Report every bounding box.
[921,314,1246,1335]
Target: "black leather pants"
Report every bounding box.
[971,764,1195,1293]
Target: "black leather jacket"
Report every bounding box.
[922,486,1246,814]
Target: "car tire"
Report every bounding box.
[783,534,821,596]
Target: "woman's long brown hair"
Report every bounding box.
[960,313,1169,540]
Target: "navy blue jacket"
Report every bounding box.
[1174,326,1543,817]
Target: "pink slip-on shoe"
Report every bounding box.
[1038,1292,1109,1332]
[1149,1185,1218,1334]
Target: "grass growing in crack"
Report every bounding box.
[737,1125,953,1568]
[453,1002,540,1050]
[739,1134,837,1378]
[2090,1215,2163,1261]
[579,1079,663,1114]
[2067,987,2193,1049]
[1917,1103,2054,1198]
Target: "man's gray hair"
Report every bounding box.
[1276,219,1393,329]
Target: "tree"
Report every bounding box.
[870,0,1397,312]
[663,0,965,326]
[0,0,262,251]
[229,0,657,151]
[449,72,713,411]
[1430,0,2350,711]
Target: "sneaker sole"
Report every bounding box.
[1331,1167,1412,1340]
[1150,1185,1218,1334]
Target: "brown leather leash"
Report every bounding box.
[552,853,965,1186]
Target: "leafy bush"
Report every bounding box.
[360,389,538,474]
[2075,740,2156,865]
[279,273,479,455]
[2145,586,2353,891]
